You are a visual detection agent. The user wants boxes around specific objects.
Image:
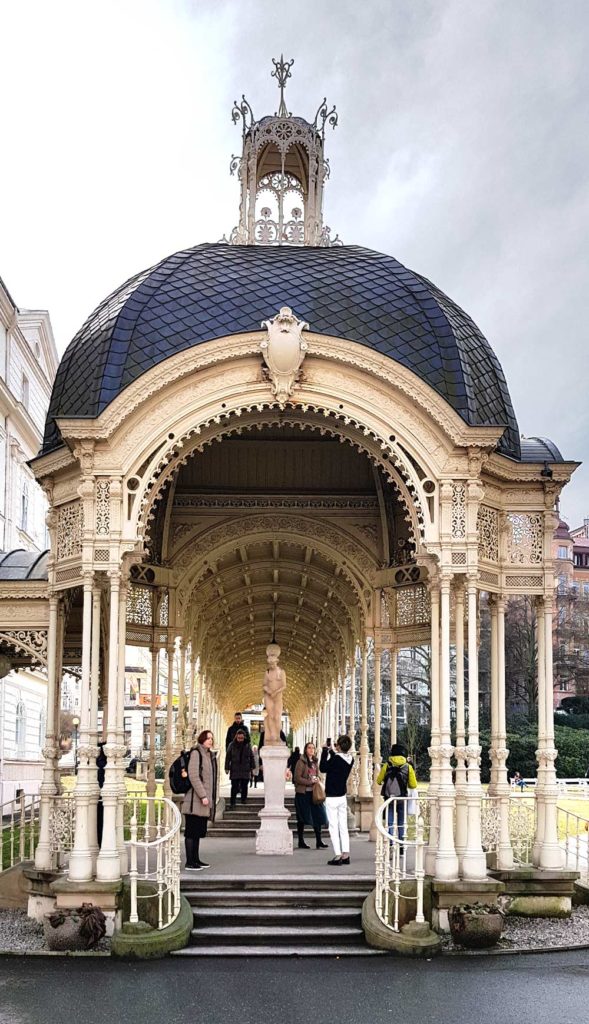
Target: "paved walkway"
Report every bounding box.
[181,833,376,879]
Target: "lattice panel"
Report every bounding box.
[451,483,466,539]
[395,584,430,627]
[55,566,82,584]
[477,505,499,562]
[507,513,543,565]
[56,501,83,560]
[95,479,111,535]
[94,548,110,562]
[159,592,169,627]
[451,551,467,565]
[479,569,499,587]
[505,575,543,589]
[126,584,153,625]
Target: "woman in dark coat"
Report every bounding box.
[293,742,328,850]
[181,729,218,871]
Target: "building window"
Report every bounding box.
[22,374,29,410]
[558,576,567,595]
[583,584,589,597]
[557,546,569,559]
[15,700,27,755]
[20,482,29,532]
[38,707,46,746]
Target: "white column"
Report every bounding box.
[425,584,440,875]
[462,580,487,879]
[88,582,101,870]
[35,593,59,870]
[540,597,562,867]
[116,576,129,873]
[163,642,175,797]
[495,596,514,869]
[358,643,371,798]
[146,646,159,798]
[390,648,397,745]
[96,570,122,880]
[489,596,500,793]
[434,574,459,879]
[177,641,186,753]
[453,581,468,869]
[348,658,356,744]
[69,572,94,881]
[369,648,382,841]
[197,664,204,734]
[533,598,546,865]
[188,652,196,745]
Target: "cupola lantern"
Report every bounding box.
[228,56,341,247]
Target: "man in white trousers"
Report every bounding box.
[319,735,355,865]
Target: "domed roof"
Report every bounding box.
[44,242,522,457]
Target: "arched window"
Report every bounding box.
[15,699,27,755]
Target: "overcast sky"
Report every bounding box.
[1,0,588,524]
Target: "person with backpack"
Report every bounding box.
[181,729,218,870]
[225,712,250,750]
[376,742,417,841]
[225,728,255,807]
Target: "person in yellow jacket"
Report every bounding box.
[376,743,418,840]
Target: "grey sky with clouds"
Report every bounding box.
[1,0,588,524]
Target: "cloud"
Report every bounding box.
[0,0,587,520]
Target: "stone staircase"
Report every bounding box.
[174,874,383,956]
[208,792,297,838]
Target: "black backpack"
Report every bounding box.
[169,747,203,795]
[381,762,409,799]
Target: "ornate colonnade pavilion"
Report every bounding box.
[0,61,577,903]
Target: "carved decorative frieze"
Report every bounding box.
[451,482,466,538]
[505,574,543,589]
[95,479,111,535]
[506,512,543,565]
[0,629,48,666]
[477,505,499,562]
[56,500,83,560]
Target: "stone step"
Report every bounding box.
[172,944,385,957]
[186,892,372,909]
[182,874,374,892]
[192,906,362,927]
[189,924,365,946]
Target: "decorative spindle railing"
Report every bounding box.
[1,793,39,872]
[374,793,430,933]
[125,795,181,930]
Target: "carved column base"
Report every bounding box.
[256,745,292,856]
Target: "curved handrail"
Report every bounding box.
[374,793,431,933]
[125,795,182,930]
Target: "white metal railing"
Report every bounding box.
[1,793,40,872]
[481,794,537,866]
[510,778,589,798]
[125,795,181,931]
[374,794,431,933]
[49,792,76,856]
[558,804,589,885]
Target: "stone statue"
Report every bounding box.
[263,642,286,744]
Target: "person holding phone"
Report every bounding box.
[320,734,354,865]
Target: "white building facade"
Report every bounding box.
[0,276,58,803]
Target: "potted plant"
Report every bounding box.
[43,903,107,951]
[448,902,504,949]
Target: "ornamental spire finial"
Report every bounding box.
[271,54,294,118]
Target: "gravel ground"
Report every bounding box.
[444,904,589,951]
[0,909,110,953]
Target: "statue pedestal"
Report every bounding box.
[256,744,293,856]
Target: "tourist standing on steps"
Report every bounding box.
[320,735,354,865]
[225,712,250,750]
[182,729,218,871]
[294,742,329,850]
[225,728,255,807]
[376,742,417,841]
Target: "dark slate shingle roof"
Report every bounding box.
[43,243,522,457]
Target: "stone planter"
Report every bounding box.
[448,904,504,949]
